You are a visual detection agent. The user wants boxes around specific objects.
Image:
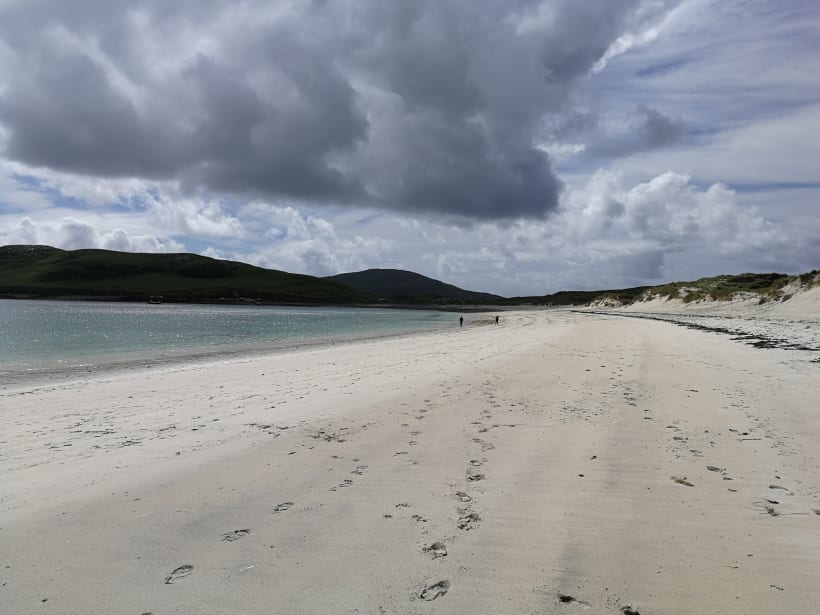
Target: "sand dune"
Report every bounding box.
[620,279,820,321]
[1,309,818,614]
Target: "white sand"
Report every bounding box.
[620,280,820,321]
[1,310,819,614]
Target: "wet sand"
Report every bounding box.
[1,310,818,614]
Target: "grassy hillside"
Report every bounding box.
[498,286,650,306]
[3,245,815,307]
[325,268,502,303]
[0,245,372,303]
[643,272,818,304]
[493,270,819,307]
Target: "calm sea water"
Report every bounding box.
[0,300,454,384]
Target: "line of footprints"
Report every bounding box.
[161,451,367,590]
[417,413,496,603]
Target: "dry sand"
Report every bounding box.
[1,309,819,614]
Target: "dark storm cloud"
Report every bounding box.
[0,47,188,177]
[548,104,686,159]
[623,104,686,151]
[0,0,675,219]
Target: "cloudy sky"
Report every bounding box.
[0,0,817,296]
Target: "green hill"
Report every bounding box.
[325,268,503,303]
[498,286,650,306]
[0,245,371,303]
[4,245,812,307]
[499,271,818,307]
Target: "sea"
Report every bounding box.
[0,299,456,386]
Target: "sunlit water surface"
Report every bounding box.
[0,300,454,384]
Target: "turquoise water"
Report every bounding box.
[0,300,454,384]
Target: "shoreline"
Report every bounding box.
[577,309,820,357]
[0,313,521,516]
[1,303,495,390]
[1,309,818,613]
[0,324,449,390]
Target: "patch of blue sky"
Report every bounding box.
[0,172,68,212]
[105,197,147,213]
[669,179,820,198]
[730,182,820,194]
[10,173,41,189]
[265,227,286,240]
[6,171,149,214]
[143,185,162,203]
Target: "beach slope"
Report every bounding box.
[1,311,818,614]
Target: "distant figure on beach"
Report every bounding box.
[495,315,499,325]
[459,316,464,328]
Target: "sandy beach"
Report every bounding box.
[1,309,819,614]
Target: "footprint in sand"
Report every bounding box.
[671,476,694,487]
[557,593,589,607]
[164,564,194,584]
[455,491,472,503]
[457,510,480,530]
[469,459,483,467]
[769,484,794,495]
[273,502,294,512]
[472,437,495,451]
[351,465,368,475]
[423,542,448,558]
[330,479,354,491]
[222,529,251,541]
[420,580,450,601]
[753,501,779,516]
[466,472,485,482]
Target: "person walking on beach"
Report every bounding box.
[495,315,499,325]
[459,316,464,328]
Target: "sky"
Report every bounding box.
[0,0,818,296]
